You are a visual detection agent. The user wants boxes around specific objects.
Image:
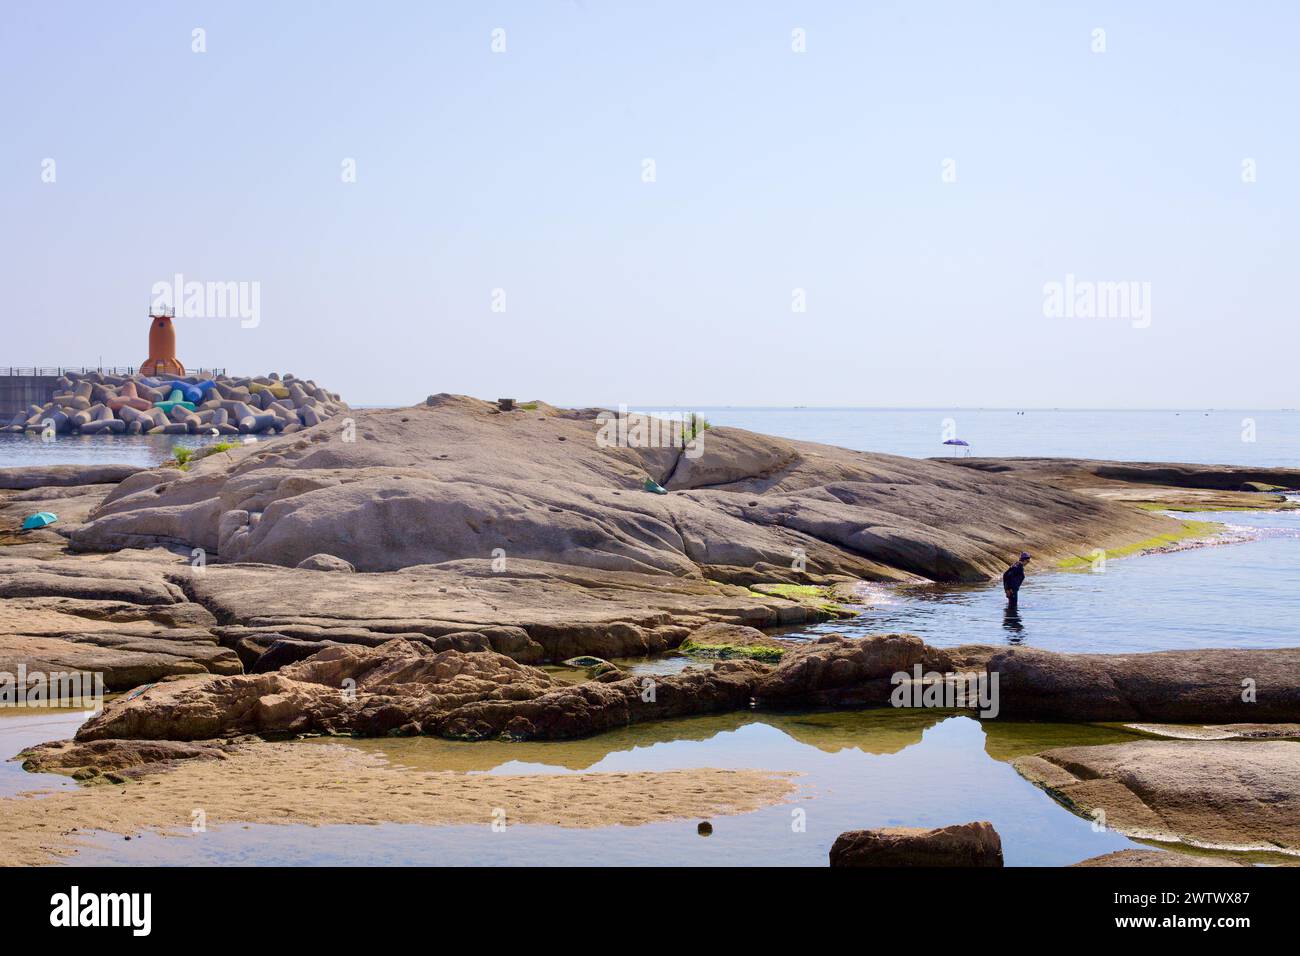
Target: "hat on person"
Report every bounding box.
[1019,552,1031,561]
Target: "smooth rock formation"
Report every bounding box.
[1015,740,1300,854]
[987,646,1300,722]
[948,457,1300,511]
[0,464,143,490]
[67,394,1179,582]
[0,547,829,680]
[949,457,1300,492]
[829,821,1004,867]
[0,578,241,690]
[175,557,827,660]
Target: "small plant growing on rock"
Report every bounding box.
[174,441,238,471]
[676,413,710,449]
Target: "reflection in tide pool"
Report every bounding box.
[68,713,1163,866]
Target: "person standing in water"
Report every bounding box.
[1003,552,1030,602]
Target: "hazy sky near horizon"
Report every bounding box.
[2,1,1297,409]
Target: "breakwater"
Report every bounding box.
[1,367,227,421]
[1,369,344,436]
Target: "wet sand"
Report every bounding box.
[0,740,798,866]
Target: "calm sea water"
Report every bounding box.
[689,407,1300,467]
[3,407,1298,467]
[788,507,1300,654]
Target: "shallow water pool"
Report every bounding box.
[61,712,1167,866]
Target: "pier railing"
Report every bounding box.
[1,366,227,378]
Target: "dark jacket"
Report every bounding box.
[1002,562,1026,591]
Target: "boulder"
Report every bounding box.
[680,622,789,661]
[829,822,1003,867]
[753,634,953,708]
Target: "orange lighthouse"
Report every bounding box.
[141,307,185,377]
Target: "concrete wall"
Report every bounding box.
[0,375,59,423]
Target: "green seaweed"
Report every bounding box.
[1057,519,1223,569]
[752,583,823,598]
[749,582,857,618]
[679,638,784,662]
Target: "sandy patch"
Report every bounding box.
[0,741,798,865]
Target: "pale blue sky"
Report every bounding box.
[2,1,1296,408]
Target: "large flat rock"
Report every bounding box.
[947,457,1300,511]
[0,584,240,690]
[829,821,1003,867]
[0,549,833,680]
[0,554,234,689]
[988,645,1300,722]
[66,395,1178,583]
[183,557,829,649]
[0,463,142,490]
[1015,740,1300,854]
[948,457,1300,491]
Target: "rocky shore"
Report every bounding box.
[10,629,1296,864]
[46,632,1297,744]
[947,456,1300,513]
[56,394,1191,576]
[3,394,1298,865]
